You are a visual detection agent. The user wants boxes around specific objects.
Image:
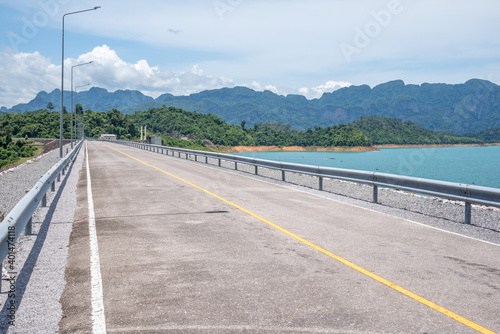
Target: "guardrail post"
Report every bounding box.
[205,156,208,164]
[25,217,32,235]
[255,165,258,175]
[195,155,197,162]
[235,162,238,170]
[319,176,323,191]
[465,201,472,224]
[218,159,221,167]
[282,170,286,182]
[373,185,379,203]
[51,181,55,192]
[57,172,61,182]
[62,166,65,176]
[41,193,47,207]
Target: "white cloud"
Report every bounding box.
[0,49,59,108]
[299,81,352,99]
[72,45,238,97]
[247,81,279,94]
[0,45,356,108]
[0,45,236,107]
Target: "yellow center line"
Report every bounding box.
[100,142,495,334]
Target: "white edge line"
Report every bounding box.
[86,142,107,333]
[128,144,500,248]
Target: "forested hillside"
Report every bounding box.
[1,105,487,151]
[0,106,373,149]
[5,79,500,133]
[133,106,373,147]
[351,116,482,145]
[460,127,500,143]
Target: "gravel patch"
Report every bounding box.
[0,145,72,217]
[0,144,83,333]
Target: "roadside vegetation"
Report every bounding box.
[0,131,41,169]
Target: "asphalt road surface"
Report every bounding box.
[59,141,500,333]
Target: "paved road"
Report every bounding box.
[59,141,500,333]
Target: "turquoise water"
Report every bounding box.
[232,146,500,189]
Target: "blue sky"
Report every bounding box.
[1,0,499,108]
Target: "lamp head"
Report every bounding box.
[94,6,101,10]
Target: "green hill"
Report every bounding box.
[460,127,500,143]
[133,106,372,147]
[351,116,482,145]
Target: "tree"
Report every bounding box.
[75,103,83,113]
[46,102,55,111]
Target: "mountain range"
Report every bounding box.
[3,79,500,133]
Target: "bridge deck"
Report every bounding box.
[59,141,500,333]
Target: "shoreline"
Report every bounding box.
[376,143,499,149]
[223,145,378,153]
[221,143,499,153]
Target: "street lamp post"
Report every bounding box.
[60,6,101,157]
[75,84,90,140]
[71,61,93,148]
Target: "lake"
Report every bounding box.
[231,146,500,189]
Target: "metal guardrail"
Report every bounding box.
[0,140,83,290]
[116,140,500,225]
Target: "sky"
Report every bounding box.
[0,0,499,108]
